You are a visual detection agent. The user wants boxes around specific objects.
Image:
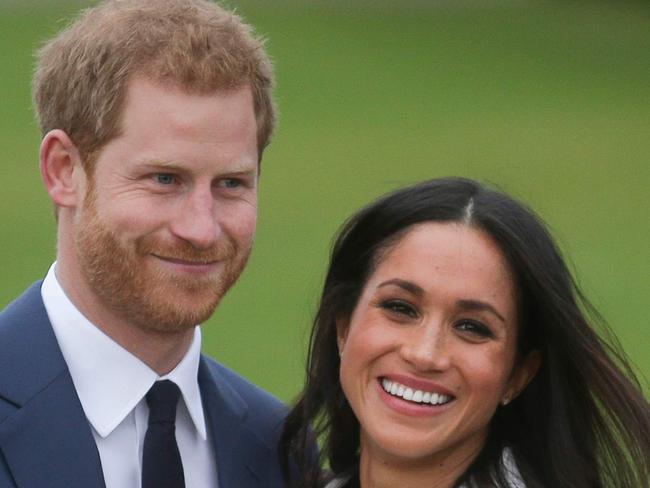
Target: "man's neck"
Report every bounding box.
[54,258,194,375]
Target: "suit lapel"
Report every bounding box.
[0,372,105,488]
[199,360,272,488]
[0,282,105,488]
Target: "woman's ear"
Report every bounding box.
[335,315,350,357]
[502,350,541,405]
[40,129,86,209]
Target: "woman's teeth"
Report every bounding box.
[381,378,452,406]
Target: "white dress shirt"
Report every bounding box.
[41,263,219,488]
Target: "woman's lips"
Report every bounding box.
[376,375,455,417]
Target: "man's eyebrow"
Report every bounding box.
[456,299,506,323]
[137,159,258,173]
[377,278,424,296]
[138,160,183,170]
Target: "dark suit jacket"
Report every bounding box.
[0,282,288,487]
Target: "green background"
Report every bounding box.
[1,0,648,401]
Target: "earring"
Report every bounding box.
[501,397,510,406]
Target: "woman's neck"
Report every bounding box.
[358,441,480,488]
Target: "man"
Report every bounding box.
[0,1,286,486]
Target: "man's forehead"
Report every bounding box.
[124,74,253,101]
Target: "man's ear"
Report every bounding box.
[503,350,541,404]
[40,129,86,208]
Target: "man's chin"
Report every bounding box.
[105,278,226,333]
[152,289,221,329]
[133,298,221,333]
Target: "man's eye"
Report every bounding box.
[455,320,493,338]
[221,178,241,189]
[155,174,175,185]
[380,300,418,318]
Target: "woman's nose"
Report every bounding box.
[400,322,452,372]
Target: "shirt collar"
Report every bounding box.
[41,262,208,440]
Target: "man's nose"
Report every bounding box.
[169,186,221,249]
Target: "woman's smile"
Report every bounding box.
[337,222,534,469]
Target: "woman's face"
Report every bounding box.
[337,222,538,469]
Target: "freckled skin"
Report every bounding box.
[337,223,538,487]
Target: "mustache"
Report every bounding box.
[136,236,237,263]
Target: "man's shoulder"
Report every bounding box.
[199,354,287,441]
[0,281,44,326]
[200,354,287,415]
[0,281,71,410]
[0,281,47,358]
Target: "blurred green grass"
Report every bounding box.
[1,1,648,400]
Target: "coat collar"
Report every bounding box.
[199,359,275,487]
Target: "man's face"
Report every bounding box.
[73,77,259,333]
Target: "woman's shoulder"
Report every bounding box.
[461,448,526,488]
[324,477,348,488]
[494,447,526,488]
[324,474,354,488]
[324,469,358,488]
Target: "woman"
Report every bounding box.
[281,177,650,487]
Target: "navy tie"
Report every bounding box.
[142,380,185,488]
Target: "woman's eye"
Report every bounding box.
[380,300,418,318]
[155,173,175,185]
[455,320,493,338]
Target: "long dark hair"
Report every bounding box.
[280,177,650,487]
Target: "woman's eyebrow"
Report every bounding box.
[456,299,506,323]
[377,278,424,296]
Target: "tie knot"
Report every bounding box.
[146,380,181,424]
